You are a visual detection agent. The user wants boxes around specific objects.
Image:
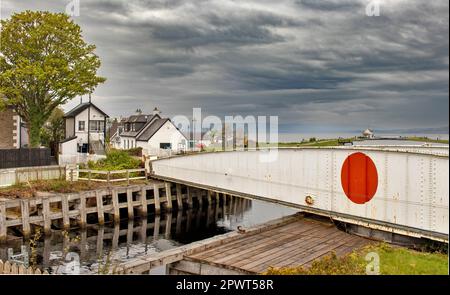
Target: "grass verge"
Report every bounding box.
[263,243,448,275]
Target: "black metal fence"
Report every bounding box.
[0,148,55,169]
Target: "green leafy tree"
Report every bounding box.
[41,107,65,156]
[0,11,106,147]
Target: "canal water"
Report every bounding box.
[0,197,297,274]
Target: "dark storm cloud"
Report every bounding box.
[296,0,364,11]
[1,0,448,133]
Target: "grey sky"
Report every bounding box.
[1,0,448,134]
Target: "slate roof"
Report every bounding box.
[136,118,170,141]
[64,102,108,118]
[125,114,153,123]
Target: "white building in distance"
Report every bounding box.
[110,108,187,156]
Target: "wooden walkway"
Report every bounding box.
[181,217,371,274]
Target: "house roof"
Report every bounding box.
[125,114,154,123]
[64,102,109,118]
[59,136,77,143]
[136,118,170,141]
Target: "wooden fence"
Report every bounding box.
[0,148,54,169]
[74,168,147,185]
[0,165,65,187]
[0,259,47,274]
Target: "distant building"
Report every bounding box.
[60,102,109,155]
[109,107,187,156]
[362,128,375,139]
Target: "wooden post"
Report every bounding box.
[140,187,148,216]
[187,187,193,209]
[96,226,104,258]
[88,170,92,187]
[21,199,31,237]
[126,188,134,219]
[0,202,7,242]
[153,215,160,240]
[207,190,212,204]
[215,192,220,204]
[80,230,87,261]
[153,184,161,214]
[186,209,192,232]
[127,220,134,245]
[61,196,70,230]
[139,218,147,243]
[165,213,172,239]
[215,196,220,221]
[206,201,212,226]
[112,224,119,250]
[175,210,183,235]
[164,183,173,211]
[43,236,51,268]
[96,191,105,225]
[15,169,19,185]
[197,189,203,208]
[222,193,227,206]
[107,171,111,186]
[176,183,183,209]
[70,169,74,182]
[79,194,87,228]
[112,189,120,223]
[42,197,51,235]
[126,170,130,186]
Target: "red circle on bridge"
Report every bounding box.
[341,152,378,204]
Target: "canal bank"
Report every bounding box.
[0,197,297,274]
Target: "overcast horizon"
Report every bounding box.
[1,0,449,135]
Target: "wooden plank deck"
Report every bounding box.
[185,217,372,274]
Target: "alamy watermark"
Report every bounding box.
[171,108,279,162]
[66,0,80,17]
[366,1,381,17]
[365,251,380,275]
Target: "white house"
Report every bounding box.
[60,102,109,156]
[362,128,375,139]
[110,108,187,156]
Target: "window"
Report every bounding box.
[89,120,105,132]
[78,121,85,131]
[160,143,171,149]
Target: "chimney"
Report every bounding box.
[153,107,161,116]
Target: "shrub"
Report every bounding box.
[108,147,142,157]
[87,150,141,171]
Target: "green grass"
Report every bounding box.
[372,243,448,275]
[277,138,358,147]
[404,136,449,144]
[264,243,448,275]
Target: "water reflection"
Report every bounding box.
[0,197,297,274]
